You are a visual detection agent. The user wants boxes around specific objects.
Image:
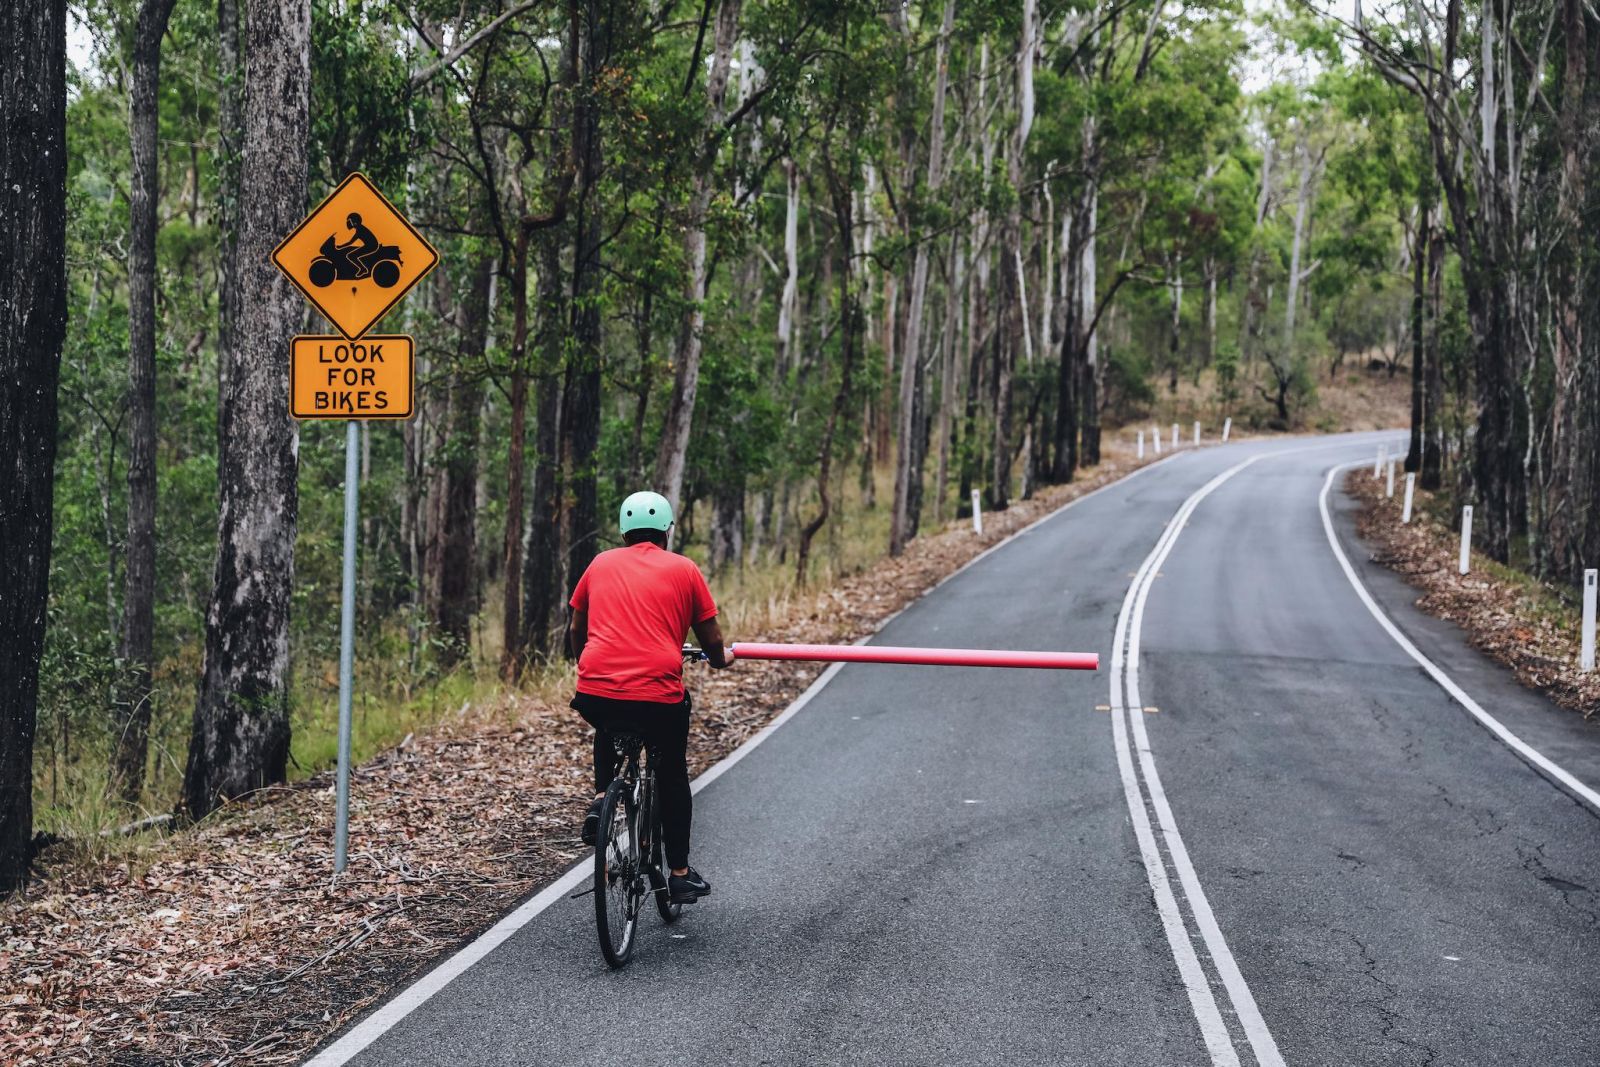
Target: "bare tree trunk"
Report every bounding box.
[1167,252,1183,393]
[797,141,861,586]
[653,0,742,515]
[500,239,531,678]
[523,340,563,657]
[1549,0,1588,571]
[0,0,66,892]
[1077,133,1101,466]
[435,255,492,667]
[934,230,964,521]
[1406,192,1425,473]
[890,0,955,555]
[1052,202,1079,482]
[216,0,241,424]
[1283,136,1316,353]
[183,0,308,819]
[1421,202,1444,490]
[709,485,744,574]
[564,0,608,606]
[991,1,1035,509]
[777,158,800,377]
[114,0,179,803]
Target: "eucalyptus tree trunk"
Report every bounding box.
[564,0,608,604]
[500,231,532,679]
[114,0,179,802]
[654,0,743,517]
[183,0,308,820]
[1167,253,1183,393]
[1421,205,1444,490]
[1076,115,1101,466]
[216,0,242,418]
[0,0,67,892]
[797,142,861,586]
[777,158,800,378]
[1548,0,1588,573]
[433,255,492,667]
[890,0,955,555]
[991,0,1035,510]
[1406,195,1425,474]
[1282,136,1316,353]
[933,229,964,521]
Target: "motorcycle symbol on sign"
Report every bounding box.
[307,211,403,289]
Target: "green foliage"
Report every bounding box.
[34,0,1455,827]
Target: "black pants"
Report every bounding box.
[571,692,693,870]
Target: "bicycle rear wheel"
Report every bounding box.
[647,777,683,924]
[594,779,642,967]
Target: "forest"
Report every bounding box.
[2,0,1597,892]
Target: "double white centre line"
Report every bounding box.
[1109,454,1286,1067]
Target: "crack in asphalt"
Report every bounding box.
[1336,928,1442,1066]
[1517,840,1599,927]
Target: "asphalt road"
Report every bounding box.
[312,432,1600,1067]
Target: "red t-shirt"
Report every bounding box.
[569,543,718,702]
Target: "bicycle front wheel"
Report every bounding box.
[594,779,642,967]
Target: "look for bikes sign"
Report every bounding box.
[273,173,436,419]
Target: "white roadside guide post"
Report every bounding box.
[1459,505,1473,575]
[1137,429,1145,459]
[1193,420,1201,445]
[1222,416,1232,442]
[1402,472,1415,523]
[1582,569,1596,672]
[971,489,983,535]
[271,173,437,876]
[1152,426,1162,454]
[1171,422,1179,449]
[1386,458,1396,498]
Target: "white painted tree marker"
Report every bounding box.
[1137,430,1145,460]
[1459,505,1473,575]
[1386,458,1396,498]
[1402,473,1415,524]
[971,489,983,535]
[1583,570,1596,673]
[1222,416,1232,442]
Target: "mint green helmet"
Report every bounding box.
[619,490,674,534]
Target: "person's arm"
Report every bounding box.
[566,606,588,662]
[691,616,732,669]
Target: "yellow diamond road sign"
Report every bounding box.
[273,172,438,341]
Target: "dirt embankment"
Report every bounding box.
[1346,469,1600,720]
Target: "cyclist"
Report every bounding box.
[568,491,732,905]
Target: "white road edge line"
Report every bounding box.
[1317,461,1600,813]
[304,449,1188,1066]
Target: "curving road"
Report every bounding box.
[308,432,1600,1067]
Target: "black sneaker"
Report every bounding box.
[580,796,604,846]
[669,867,712,904]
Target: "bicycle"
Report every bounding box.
[588,646,708,967]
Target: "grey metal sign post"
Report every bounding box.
[334,419,359,874]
